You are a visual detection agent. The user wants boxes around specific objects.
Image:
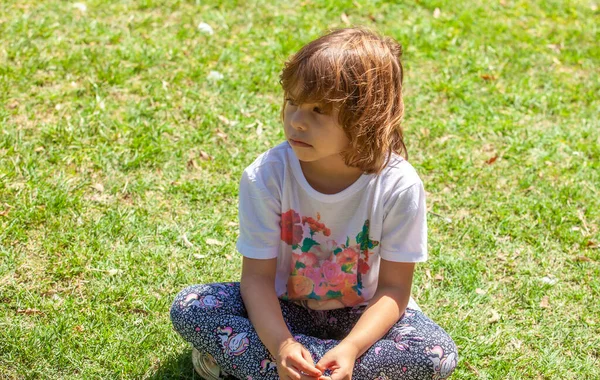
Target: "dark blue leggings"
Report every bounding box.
[170,282,457,379]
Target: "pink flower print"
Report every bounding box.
[292,252,319,269]
[303,266,323,286]
[336,247,358,272]
[311,239,338,261]
[321,260,343,282]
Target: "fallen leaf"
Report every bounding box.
[182,234,194,248]
[226,222,238,227]
[433,8,441,18]
[488,309,500,323]
[198,22,214,35]
[540,276,557,285]
[206,238,224,246]
[131,308,149,315]
[225,254,233,260]
[425,268,432,280]
[586,241,598,249]
[199,150,212,161]
[464,361,480,376]
[481,74,496,81]
[485,155,498,165]
[17,308,45,316]
[215,129,228,140]
[574,256,591,262]
[540,296,550,308]
[434,273,444,282]
[34,146,45,152]
[0,208,9,217]
[73,325,84,332]
[8,101,19,109]
[341,13,351,26]
[73,3,87,12]
[218,115,232,125]
[187,159,198,170]
[475,288,486,295]
[106,269,120,276]
[207,71,224,81]
[193,254,207,259]
[92,183,105,192]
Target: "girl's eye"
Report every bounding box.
[286,98,297,106]
[312,106,323,114]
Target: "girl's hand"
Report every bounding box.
[276,338,323,380]
[315,342,360,380]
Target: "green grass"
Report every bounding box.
[1,0,599,378]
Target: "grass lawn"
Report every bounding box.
[1,0,599,378]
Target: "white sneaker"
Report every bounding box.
[191,348,225,380]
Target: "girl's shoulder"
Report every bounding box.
[243,142,289,177]
[377,153,423,194]
[240,142,289,198]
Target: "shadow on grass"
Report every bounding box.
[146,348,239,380]
[146,348,198,380]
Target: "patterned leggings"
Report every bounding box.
[170,282,458,379]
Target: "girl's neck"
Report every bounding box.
[299,157,364,195]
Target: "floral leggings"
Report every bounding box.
[170,282,458,379]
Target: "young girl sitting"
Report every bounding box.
[171,27,458,380]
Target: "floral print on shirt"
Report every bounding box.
[279,209,379,308]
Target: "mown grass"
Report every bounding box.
[1,0,599,378]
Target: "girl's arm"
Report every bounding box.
[240,256,294,356]
[337,260,415,357]
[240,257,322,379]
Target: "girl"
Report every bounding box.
[171,27,458,380]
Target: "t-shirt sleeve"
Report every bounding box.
[379,181,428,262]
[235,169,281,259]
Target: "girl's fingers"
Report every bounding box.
[294,357,322,377]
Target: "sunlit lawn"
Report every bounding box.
[1,0,599,378]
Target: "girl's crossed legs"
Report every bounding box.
[170,282,457,379]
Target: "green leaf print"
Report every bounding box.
[301,238,319,253]
[326,290,343,298]
[356,220,380,251]
[341,262,355,273]
[295,261,306,270]
[333,247,342,255]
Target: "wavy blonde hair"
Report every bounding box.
[279,27,407,174]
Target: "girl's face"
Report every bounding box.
[283,97,350,165]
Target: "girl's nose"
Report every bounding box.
[290,109,309,131]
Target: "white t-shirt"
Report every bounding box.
[236,142,427,310]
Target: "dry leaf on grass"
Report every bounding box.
[485,155,498,165]
[475,288,486,295]
[488,309,500,323]
[206,238,224,246]
[433,8,441,18]
[17,308,45,316]
[199,150,212,161]
[341,13,351,26]
[182,234,194,248]
[540,296,550,308]
[574,256,591,262]
[92,183,104,192]
[198,22,214,35]
[225,254,233,260]
[193,254,207,259]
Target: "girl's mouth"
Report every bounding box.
[289,139,312,147]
